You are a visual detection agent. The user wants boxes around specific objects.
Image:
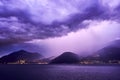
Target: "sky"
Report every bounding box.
[0,0,120,57]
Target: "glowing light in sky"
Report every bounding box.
[28,20,120,56]
[0,0,120,56]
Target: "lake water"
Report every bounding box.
[0,65,120,80]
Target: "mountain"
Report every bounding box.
[97,47,120,61]
[79,40,120,64]
[0,50,42,64]
[95,40,120,61]
[109,40,120,48]
[50,52,80,64]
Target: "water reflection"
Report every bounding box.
[0,65,120,80]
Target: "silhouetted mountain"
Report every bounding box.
[79,40,120,63]
[97,47,120,61]
[0,50,42,64]
[96,40,120,61]
[109,40,120,48]
[50,52,80,64]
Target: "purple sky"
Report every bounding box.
[0,0,120,57]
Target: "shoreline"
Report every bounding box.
[0,64,120,66]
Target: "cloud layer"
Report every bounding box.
[29,20,120,56]
[0,0,120,56]
[0,0,120,45]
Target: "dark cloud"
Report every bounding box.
[0,0,120,45]
[113,4,120,20]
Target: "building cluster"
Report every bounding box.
[79,60,120,64]
[7,60,48,64]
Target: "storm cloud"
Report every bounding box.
[29,20,120,56]
[0,0,120,45]
[0,0,120,56]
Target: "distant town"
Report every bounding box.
[4,59,120,65]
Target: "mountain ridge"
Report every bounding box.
[0,50,42,64]
[50,52,80,64]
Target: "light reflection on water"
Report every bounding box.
[0,65,120,80]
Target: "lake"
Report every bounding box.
[0,65,120,80]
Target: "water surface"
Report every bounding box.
[0,65,120,80]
